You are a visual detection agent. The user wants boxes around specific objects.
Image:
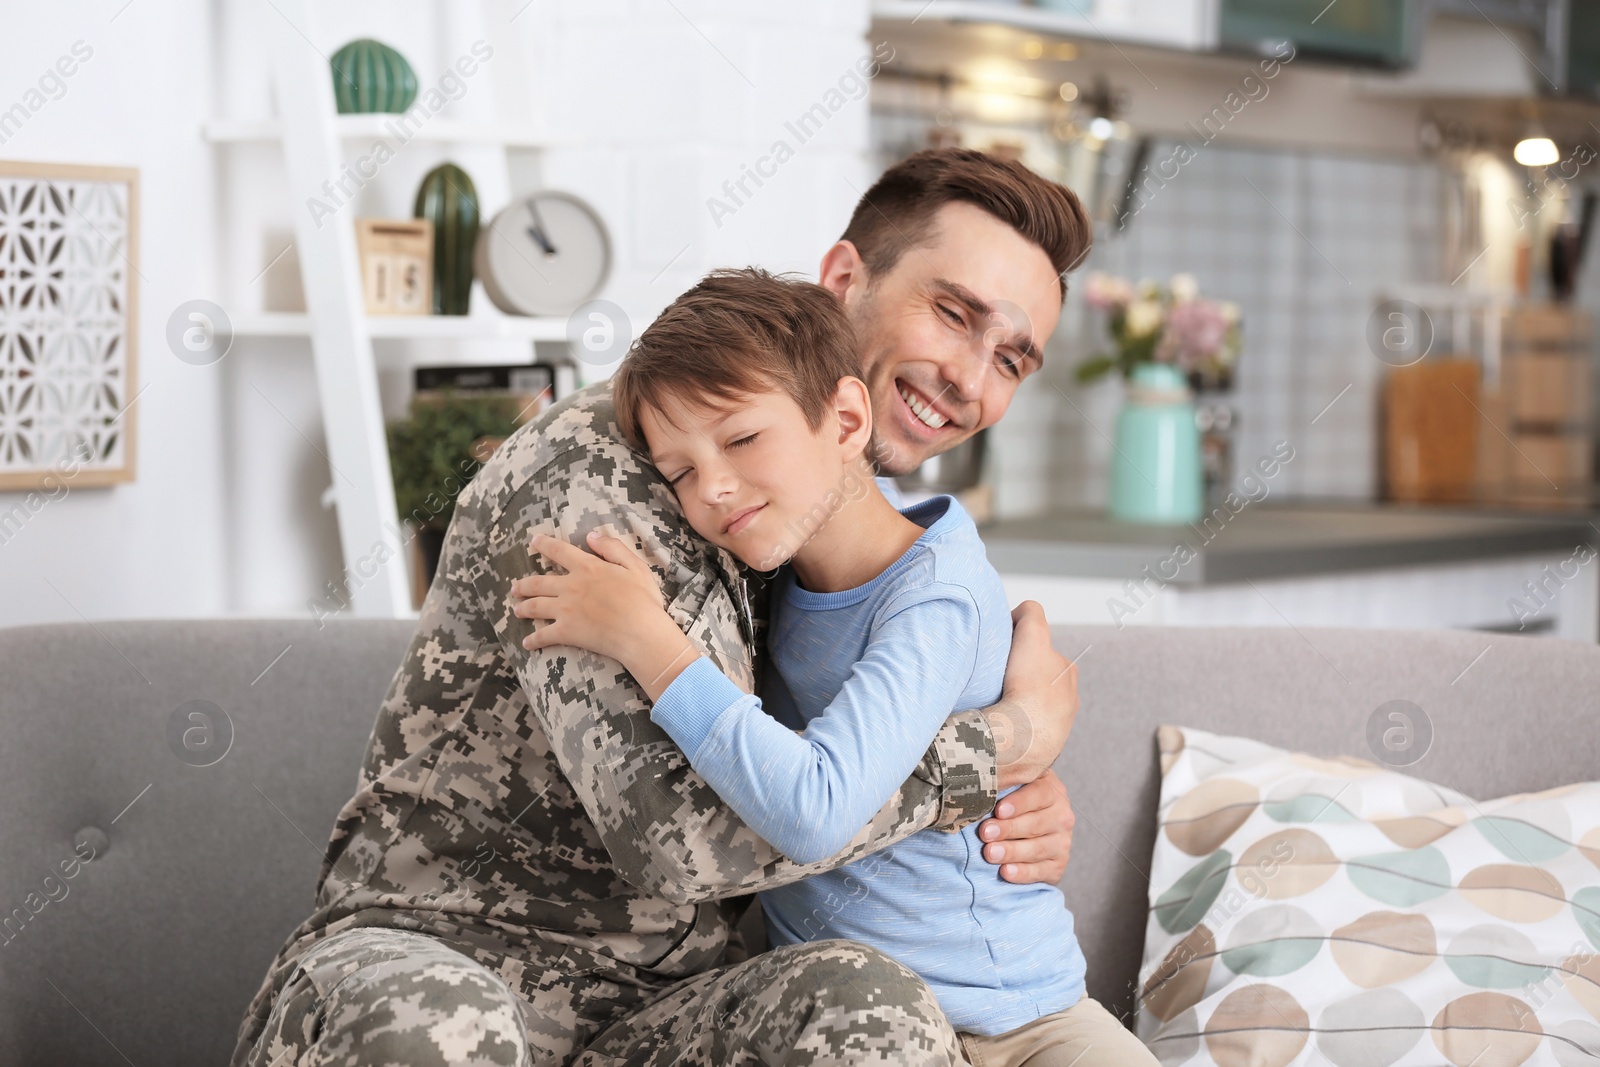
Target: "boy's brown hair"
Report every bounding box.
[612,267,862,453]
[841,148,1092,303]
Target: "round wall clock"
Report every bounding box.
[475,191,612,318]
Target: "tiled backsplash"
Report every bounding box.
[991,140,1448,517]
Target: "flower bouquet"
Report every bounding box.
[1075,273,1241,390]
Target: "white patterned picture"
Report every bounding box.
[0,160,139,490]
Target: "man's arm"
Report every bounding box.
[975,601,1080,883]
[986,601,1079,790]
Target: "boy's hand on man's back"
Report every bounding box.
[987,601,1079,790]
[515,531,700,701]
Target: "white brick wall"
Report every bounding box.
[538,0,880,360]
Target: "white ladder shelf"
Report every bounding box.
[234,0,557,616]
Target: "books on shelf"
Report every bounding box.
[412,361,578,425]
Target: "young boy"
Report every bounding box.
[512,268,1156,1066]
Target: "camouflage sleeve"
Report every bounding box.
[932,711,999,830]
[453,387,997,904]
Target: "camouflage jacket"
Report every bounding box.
[242,383,999,1019]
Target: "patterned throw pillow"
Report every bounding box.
[1139,725,1600,1067]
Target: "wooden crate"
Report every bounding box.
[1488,305,1595,508]
[1508,432,1591,499]
[1509,351,1591,426]
[1503,305,1594,347]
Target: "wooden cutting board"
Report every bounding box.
[1383,358,1480,503]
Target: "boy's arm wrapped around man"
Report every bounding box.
[649,588,987,863]
[454,387,1000,904]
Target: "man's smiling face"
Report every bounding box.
[841,200,1064,477]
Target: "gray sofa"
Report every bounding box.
[2,618,1596,1065]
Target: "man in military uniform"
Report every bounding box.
[233,148,1094,1066]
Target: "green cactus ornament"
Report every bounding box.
[329,39,418,115]
[414,163,480,316]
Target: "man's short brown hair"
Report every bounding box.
[841,148,1092,303]
[612,267,861,453]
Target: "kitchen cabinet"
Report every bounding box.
[1219,0,1408,66]
[1569,1,1600,97]
[871,0,1217,53]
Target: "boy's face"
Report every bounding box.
[838,201,1064,477]
[641,385,866,571]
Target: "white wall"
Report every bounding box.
[1,0,882,625]
[540,0,877,316]
[0,0,228,628]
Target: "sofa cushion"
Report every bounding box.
[1048,624,1600,1025]
[0,618,416,1067]
[1137,725,1600,1066]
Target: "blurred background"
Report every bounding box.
[4,0,1600,641]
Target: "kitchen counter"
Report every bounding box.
[979,503,1598,585]
[979,503,1600,641]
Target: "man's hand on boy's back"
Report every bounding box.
[979,772,1074,884]
[987,600,1079,789]
[968,599,1080,885]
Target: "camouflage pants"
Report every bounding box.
[240,927,964,1066]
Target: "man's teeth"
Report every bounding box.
[899,387,948,429]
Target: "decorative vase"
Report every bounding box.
[1110,363,1203,524]
[414,164,480,316]
[330,39,418,114]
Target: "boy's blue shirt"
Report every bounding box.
[650,494,1086,1035]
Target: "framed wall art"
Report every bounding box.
[0,159,140,490]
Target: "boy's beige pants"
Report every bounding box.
[957,997,1160,1067]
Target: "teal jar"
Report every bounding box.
[1110,363,1203,524]
[414,164,480,315]
[330,39,418,114]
